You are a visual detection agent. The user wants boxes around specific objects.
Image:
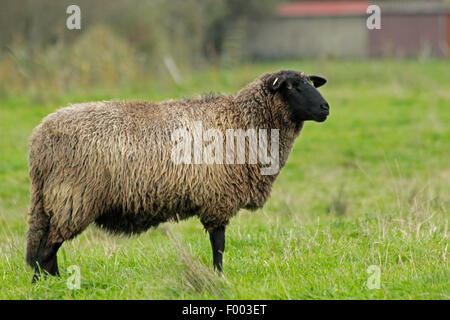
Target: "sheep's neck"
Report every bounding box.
[234,82,303,163]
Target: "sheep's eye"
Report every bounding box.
[286,83,293,90]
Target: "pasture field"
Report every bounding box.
[0,60,448,299]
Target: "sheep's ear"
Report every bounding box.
[268,74,286,92]
[309,76,327,88]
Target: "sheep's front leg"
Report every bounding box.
[208,226,225,273]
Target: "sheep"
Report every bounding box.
[26,70,329,281]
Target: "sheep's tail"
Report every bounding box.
[26,176,49,268]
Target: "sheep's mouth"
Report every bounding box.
[302,106,329,122]
[315,112,329,122]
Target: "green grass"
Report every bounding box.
[0,60,449,299]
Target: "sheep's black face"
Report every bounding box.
[267,70,329,123]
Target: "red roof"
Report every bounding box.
[277,1,370,17]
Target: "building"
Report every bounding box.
[244,1,450,59]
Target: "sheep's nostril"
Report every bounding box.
[320,104,329,111]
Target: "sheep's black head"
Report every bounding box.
[267,70,329,123]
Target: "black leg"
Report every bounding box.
[32,241,62,282]
[48,242,62,276]
[209,226,225,273]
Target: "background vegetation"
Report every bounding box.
[0,59,448,299]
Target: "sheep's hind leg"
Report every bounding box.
[208,226,226,273]
[32,233,63,282]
